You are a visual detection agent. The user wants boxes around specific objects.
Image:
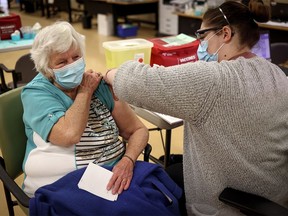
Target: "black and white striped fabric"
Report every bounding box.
[75,95,125,168]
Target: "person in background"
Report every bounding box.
[104,0,288,215]
[21,21,149,197]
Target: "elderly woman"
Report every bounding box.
[21,21,149,197]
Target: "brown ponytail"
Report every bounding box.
[248,0,270,23]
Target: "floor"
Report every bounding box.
[0,3,184,215]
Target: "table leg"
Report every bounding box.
[45,0,50,18]
[155,5,159,30]
[40,0,45,16]
[112,13,118,36]
[164,129,172,168]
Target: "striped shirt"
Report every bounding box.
[76,95,125,168]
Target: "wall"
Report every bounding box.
[0,0,9,15]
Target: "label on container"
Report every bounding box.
[134,53,144,63]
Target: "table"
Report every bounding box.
[0,39,34,53]
[176,12,288,43]
[258,21,288,32]
[258,21,288,43]
[83,0,159,36]
[130,105,183,168]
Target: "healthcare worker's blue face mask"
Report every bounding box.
[53,57,85,89]
[197,31,225,62]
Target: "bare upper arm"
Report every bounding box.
[111,100,147,140]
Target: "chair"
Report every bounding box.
[0,87,30,216]
[0,53,37,92]
[0,87,152,216]
[219,187,288,216]
[46,0,84,23]
[270,42,288,65]
[19,0,45,15]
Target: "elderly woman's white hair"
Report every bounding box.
[30,21,85,78]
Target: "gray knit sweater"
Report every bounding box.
[113,56,288,216]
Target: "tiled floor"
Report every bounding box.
[0,3,184,215]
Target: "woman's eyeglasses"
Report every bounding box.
[195,7,232,40]
[194,27,221,40]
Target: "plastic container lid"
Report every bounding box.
[103,38,153,52]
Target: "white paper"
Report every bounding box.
[78,162,118,201]
[154,112,183,125]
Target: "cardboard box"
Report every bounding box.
[97,14,113,36]
[149,34,199,67]
[102,38,153,68]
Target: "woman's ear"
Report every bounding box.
[222,26,233,42]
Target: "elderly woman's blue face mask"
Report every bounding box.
[53,57,85,89]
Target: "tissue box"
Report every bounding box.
[0,13,22,40]
[102,38,153,68]
[117,24,138,38]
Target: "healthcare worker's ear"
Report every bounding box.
[222,26,234,42]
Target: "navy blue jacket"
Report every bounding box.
[29,161,182,216]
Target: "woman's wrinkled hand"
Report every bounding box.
[106,157,134,195]
[78,69,102,95]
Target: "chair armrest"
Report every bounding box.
[0,157,30,208]
[219,187,288,216]
[0,67,9,92]
[279,65,288,76]
[0,64,14,73]
[0,64,17,89]
[143,143,152,162]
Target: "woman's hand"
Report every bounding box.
[106,100,149,195]
[78,69,102,95]
[48,70,102,146]
[106,156,134,195]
